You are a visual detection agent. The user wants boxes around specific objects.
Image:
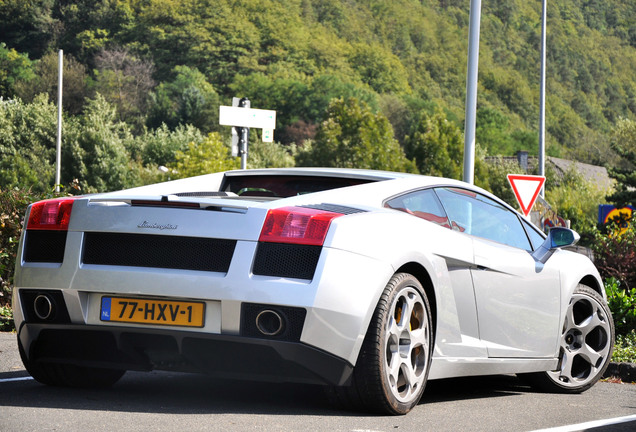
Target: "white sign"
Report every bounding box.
[262,128,273,143]
[219,106,276,130]
[507,174,546,217]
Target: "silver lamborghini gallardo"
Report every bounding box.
[13,168,614,414]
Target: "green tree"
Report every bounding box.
[404,110,463,179]
[248,140,296,169]
[63,94,136,193]
[15,51,89,115]
[136,123,206,167]
[94,47,155,131]
[348,42,410,94]
[0,43,34,98]
[608,118,636,207]
[0,94,57,192]
[147,65,219,133]
[170,132,239,179]
[0,0,55,58]
[298,97,416,172]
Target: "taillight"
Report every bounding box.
[259,206,343,246]
[27,198,76,231]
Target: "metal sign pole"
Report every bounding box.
[238,97,250,170]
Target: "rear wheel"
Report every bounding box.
[520,284,614,393]
[18,339,125,388]
[329,273,433,415]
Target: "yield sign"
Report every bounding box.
[507,174,546,217]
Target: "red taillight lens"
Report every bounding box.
[259,206,343,246]
[27,198,76,230]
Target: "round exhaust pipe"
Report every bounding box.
[255,309,285,336]
[34,294,54,320]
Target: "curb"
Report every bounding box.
[603,362,636,383]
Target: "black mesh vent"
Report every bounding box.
[24,230,67,263]
[252,242,321,280]
[83,232,236,273]
[241,303,307,342]
[300,203,366,215]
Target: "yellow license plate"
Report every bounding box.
[100,296,205,327]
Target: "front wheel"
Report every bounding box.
[329,273,433,415]
[520,284,614,393]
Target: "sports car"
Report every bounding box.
[13,168,614,415]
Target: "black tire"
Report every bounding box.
[328,273,433,415]
[519,284,614,393]
[18,339,125,388]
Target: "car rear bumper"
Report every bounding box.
[17,323,354,386]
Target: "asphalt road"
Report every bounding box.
[1,332,634,432]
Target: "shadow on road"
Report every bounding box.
[0,370,528,416]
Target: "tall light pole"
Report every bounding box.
[55,50,63,193]
[538,0,547,196]
[463,0,482,184]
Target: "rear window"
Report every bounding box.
[221,175,374,198]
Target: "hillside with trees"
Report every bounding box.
[0,0,635,196]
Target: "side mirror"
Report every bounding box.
[547,227,580,249]
[533,227,580,264]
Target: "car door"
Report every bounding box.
[434,187,561,358]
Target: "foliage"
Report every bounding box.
[62,94,137,193]
[545,166,608,237]
[0,304,13,332]
[14,51,89,115]
[147,65,219,133]
[170,132,240,179]
[0,95,57,193]
[592,223,636,291]
[612,331,636,364]
[404,110,463,179]
[248,140,296,169]
[135,123,206,167]
[0,0,633,167]
[93,47,155,131]
[607,118,636,207]
[0,42,34,98]
[297,97,417,172]
[604,277,636,337]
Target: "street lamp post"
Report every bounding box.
[463,0,482,185]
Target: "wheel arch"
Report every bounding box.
[579,274,603,297]
[395,262,437,338]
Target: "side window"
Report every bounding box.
[435,187,533,250]
[522,218,546,250]
[385,189,451,229]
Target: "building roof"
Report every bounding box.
[485,152,614,192]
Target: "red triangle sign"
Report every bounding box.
[507,174,546,217]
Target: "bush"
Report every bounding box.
[592,222,636,290]
[0,304,14,332]
[612,331,636,363]
[605,277,636,337]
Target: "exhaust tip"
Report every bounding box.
[33,294,54,320]
[255,309,285,336]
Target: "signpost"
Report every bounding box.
[219,98,276,170]
[507,174,546,217]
